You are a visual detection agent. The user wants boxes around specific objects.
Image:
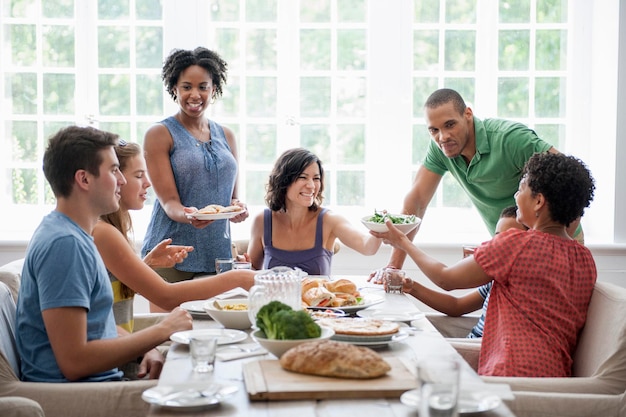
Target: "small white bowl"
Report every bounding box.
[203,298,251,330]
[251,326,335,358]
[361,215,421,234]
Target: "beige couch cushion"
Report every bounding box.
[0,259,23,302]
[482,280,626,395]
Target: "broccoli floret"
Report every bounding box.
[255,301,321,340]
[255,301,293,339]
[271,309,322,340]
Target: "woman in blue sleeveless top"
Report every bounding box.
[248,148,383,275]
[141,47,248,282]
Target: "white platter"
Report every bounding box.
[180,300,212,319]
[332,330,408,348]
[170,329,247,345]
[307,293,385,313]
[356,309,425,322]
[142,383,238,411]
[186,211,243,221]
[400,388,502,413]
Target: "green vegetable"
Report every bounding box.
[368,210,417,225]
[256,300,322,340]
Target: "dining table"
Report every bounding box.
[146,275,517,417]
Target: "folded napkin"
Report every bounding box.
[214,287,249,300]
[216,343,267,362]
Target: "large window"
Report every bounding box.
[1,0,622,244]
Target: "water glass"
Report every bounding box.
[383,267,405,294]
[215,258,234,274]
[233,261,252,270]
[418,357,460,417]
[190,335,217,373]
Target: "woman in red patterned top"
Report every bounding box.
[373,152,596,377]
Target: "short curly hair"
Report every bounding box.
[265,148,325,212]
[161,47,228,101]
[522,152,595,227]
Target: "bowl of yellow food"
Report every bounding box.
[203,298,251,330]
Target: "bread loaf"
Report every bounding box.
[279,340,391,379]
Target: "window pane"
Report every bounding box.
[137,74,162,115]
[99,26,130,68]
[498,30,529,71]
[210,0,239,21]
[7,73,37,114]
[136,26,162,68]
[300,1,330,23]
[5,0,37,18]
[12,168,38,204]
[9,24,36,65]
[444,30,475,71]
[442,174,472,207]
[246,29,276,71]
[337,29,366,71]
[338,0,365,22]
[537,0,567,23]
[43,73,75,114]
[246,0,277,21]
[446,0,476,24]
[99,122,130,141]
[136,0,162,20]
[216,75,240,117]
[301,125,331,162]
[414,30,439,71]
[301,77,330,117]
[42,0,73,18]
[337,124,365,164]
[43,25,75,67]
[498,77,529,117]
[412,77,438,117]
[44,121,72,139]
[412,125,431,164]
[215,29,240,70]
[337,76,366,117]
[99,74,130,115]
[414,0,439,23]
[98,0,129,19]
[300,29,331,71]
[336,171,364,206]
[442,77,475,103]
[534,124,563,149]
[245,124,276,164]
[246,170,270,205]
[535,77,565,117]
[499,0,530,23]
[246,77,276,117]
[536,29,566,71]
[9,121,37,162]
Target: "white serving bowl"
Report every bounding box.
[251,326,335,358]
[361,215,421,234]
[203,298,251,330]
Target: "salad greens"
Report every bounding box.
[367,210,417,225]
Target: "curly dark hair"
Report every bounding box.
[523,152,595,227]
[424,88,467,115]
[265,148,325,212]
[161,47,228,101]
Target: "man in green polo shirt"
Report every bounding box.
[379,88,582,273]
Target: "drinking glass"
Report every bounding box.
[215,258,234,274]
[232,261,252,270]
[383,267,405,294]
[190,335,217,373]
[417,357,460,417]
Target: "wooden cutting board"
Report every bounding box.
[243,357,416,401]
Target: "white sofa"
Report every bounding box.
[0,259,161,417]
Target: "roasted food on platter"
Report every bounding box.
[280,340,391,379]
[197,204,243,214]
[315,317,400,336]
[301,278,361,307]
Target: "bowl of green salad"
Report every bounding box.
[361,210,421,234]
